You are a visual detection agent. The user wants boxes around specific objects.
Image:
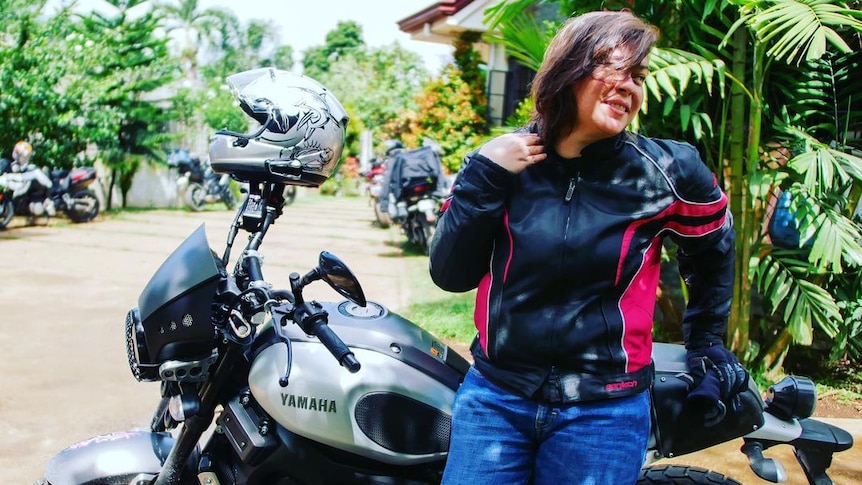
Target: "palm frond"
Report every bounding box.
[483,0,548,30]
[742,0,862,65]
[644,47,726,103]
[784,127,862,190]
[774,182,862,272]
[752,250,842,344]
[807,204,862,271]
[482,12,554,72]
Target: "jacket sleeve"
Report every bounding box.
[668,152,736,350]
[429,152,514,292]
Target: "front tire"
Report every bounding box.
[66,190,100,223]
[185,183,205,211]
[283,185,297,206]
[0,198,13,229]
[222,188,236,210]
[636,465,743,485]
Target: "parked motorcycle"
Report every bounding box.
[362,157,391,228]
[35,178,853,485]
[169,150,236,211]
[47,166,100,223]
[393,176,443,255]
[0,162,98,228]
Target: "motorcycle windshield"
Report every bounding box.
[138,224,221,323]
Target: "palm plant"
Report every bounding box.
[156,0,239,81]
[716,0,862,372]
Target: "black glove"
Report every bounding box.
[684,344,750,427]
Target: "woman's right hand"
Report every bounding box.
[478,133,546,174]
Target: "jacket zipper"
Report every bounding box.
[564,176,578,202]
[555,174,580,348]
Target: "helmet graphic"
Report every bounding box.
[209,68,349,187]
[12,141,33,165]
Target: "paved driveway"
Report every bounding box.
[1,192,859,484]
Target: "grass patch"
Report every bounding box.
[402,291,476,343]
[392,245,477,344]
[815,384,862,405]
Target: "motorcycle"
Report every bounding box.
[0,161,50,228]
[391,176,443,255]
[47,166,101,223]
[170,151,236,211]
[0,160,100,229]
[362,157,391,228]
[35,176,853,485]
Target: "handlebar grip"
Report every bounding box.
[309,320,361,373]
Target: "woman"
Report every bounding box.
[429,10,748,485]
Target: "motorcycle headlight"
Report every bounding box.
[765,375,816,420]
[125,307,159,381]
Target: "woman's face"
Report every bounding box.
[571,48,650,143]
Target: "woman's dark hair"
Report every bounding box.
[530,11,658,148]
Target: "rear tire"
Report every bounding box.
[66,190,99,223]
[373,200,391,228]
[420,218,435,255]
[0,198,13,229]
[636,465,743,485]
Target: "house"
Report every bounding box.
[397,0,534,127]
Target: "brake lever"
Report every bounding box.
[267,298,295,387]
[272,317,293,387]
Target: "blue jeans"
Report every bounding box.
[441,366,651,485]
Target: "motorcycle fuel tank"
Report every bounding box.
[249,300,469,466]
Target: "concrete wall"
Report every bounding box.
[95,160,184,210]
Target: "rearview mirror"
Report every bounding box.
[318,251,366,307]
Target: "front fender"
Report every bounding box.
[41,430,178,485]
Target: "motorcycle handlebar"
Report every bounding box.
[244,251,264,282]
[304,315,361,373]
[240,247,360,373]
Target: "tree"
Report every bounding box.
[316,43,427,147]
[71,0,178,208]
[719,1,862,371]
[0,0,100,166]
[156,0,238,81]
[388,64,488,174]
[301,20,364,79]
[202,18,290,81]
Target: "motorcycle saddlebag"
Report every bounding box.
[651,343,764,457]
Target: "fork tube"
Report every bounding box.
[153,344,243,485]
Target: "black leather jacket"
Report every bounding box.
[429,130,735,403]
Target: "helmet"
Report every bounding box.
[209,68,349,187]
[12,141,33,165]
[383,139,404,157]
